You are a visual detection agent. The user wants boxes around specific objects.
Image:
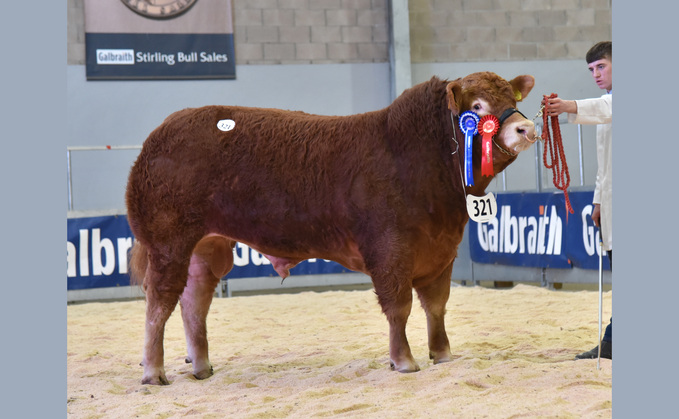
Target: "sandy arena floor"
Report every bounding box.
[67,284,611,418]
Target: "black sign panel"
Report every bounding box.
[86,33,235,80]
[84,0,235,80]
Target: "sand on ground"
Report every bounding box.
[67,284,612,418]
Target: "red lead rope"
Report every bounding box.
[542,93,574,214]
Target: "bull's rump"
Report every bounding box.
[126,105,398,266]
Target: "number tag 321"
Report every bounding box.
[466,192,497,223]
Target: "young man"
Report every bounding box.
[544,41,612,360]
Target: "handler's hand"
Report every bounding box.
[591,204,601,228]
[544,97,577,116]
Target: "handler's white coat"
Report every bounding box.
[568,93,612,251]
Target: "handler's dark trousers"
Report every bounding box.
[602,250,612,343]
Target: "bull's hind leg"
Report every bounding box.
[142,257,191,385]
[180,236,233,380]
[415,263,454,365]
[373,277,419,373]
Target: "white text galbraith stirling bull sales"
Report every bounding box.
[96,49,228,66]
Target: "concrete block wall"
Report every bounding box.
[68,0,611,66]
[67,0,390,65]
[409,0,612,63]
[235,0,389,64]
[67,0,86,65]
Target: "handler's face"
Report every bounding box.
[588,58,612,92]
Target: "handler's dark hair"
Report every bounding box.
[586,41,612,64]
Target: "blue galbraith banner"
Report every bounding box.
[68,192,609,290]
[84,0,235,80]
[67,215,351,290]
[469,191,611,271]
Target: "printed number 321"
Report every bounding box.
[466,193,497,223]
[473,198,493,217]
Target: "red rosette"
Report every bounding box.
[478,115,499,136]
[478,115,499,177]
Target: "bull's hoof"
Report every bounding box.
[142,374,170,386]
[430,350,454,364]
[193,365,214,380]
[390,359,420,373]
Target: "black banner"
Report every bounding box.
[86,33,235,80]
[84,0,235,80]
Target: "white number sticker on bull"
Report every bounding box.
[217,119,236,132]
[466,192,497,223]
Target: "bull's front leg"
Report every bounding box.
[415,263,454,365]
[373,276,419,372]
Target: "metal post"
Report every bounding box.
[541,267,548,288]
[597,239,603,370]
[67,149,73,211]
[388,0,412,101]
[470,260,474,286]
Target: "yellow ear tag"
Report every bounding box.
[514,90,522,101]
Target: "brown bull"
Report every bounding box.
[126,72,536,385]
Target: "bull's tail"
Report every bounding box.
[128,240,148,292]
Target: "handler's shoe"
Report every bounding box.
[575,340,612,360]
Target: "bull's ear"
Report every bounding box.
[509,75,535,102]
[445,81,463,114]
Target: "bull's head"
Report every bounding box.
[445,72,537,155]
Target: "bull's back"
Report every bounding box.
[134,105,388,184]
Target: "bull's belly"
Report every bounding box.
[202,231,368,280]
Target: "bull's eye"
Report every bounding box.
[470,99,490,115]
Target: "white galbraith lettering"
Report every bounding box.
[476,205,563,255]
[66,228,134,278]
[102,51,229,66]
[96,49,134,65]
[581,204,603,256]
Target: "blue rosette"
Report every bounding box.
[459,111,480,187]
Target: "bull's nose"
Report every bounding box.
[517,121,537,143]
